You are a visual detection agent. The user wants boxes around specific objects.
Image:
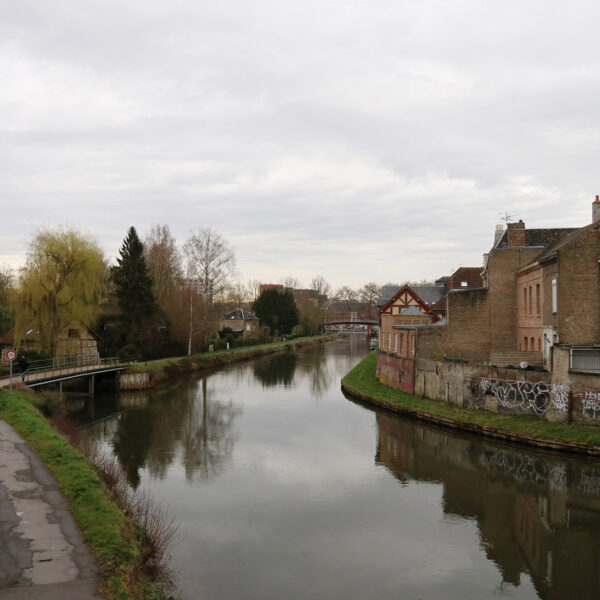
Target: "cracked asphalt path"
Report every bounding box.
[0,420,104,599]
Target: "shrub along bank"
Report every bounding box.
[0,389,171,600]
[342,352,600,455]
[126,334,340,386]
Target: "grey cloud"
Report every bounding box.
[2,1,600,287]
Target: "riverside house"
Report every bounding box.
[376,197,600,425]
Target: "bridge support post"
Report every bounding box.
[59,381,62,394]
[88,375,95,397]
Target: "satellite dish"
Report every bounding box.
[519,361,529,369]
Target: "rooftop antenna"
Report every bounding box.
[499,211,517,225]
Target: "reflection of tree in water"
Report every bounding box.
[296,344,332,399]
[181,377,241,481]
[253,352,298,387]
[109,376,240,486]
[112,408,155,489]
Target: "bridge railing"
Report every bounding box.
[25,355,122,381]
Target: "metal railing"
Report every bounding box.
[21,355,122,383]
[570,347,600,374]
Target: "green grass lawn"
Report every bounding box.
[343,352,600,448]
[0,389,166,599]
[126,334,336,379]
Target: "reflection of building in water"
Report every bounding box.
[375,412,600,599]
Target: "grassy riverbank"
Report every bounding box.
[342,352,600,453]
[127,334,340,384]
[0,389,168,600]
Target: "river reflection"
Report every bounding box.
[253,352,298,387]
[372,408,600,600]
[74,336,600,600]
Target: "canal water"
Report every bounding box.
[73,335,600,600]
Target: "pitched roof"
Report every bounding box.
[410,286,448,306]
[446,267,484,289]
[533,222,595,265]
[400,306,427,316]
[377,284,447,307]
[221,308,258,320]
[495,228,578,249]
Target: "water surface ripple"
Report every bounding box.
[75,336,600,600]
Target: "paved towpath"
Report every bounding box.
[0,420,104,599]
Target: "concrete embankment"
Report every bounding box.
[342,352,600,457]
[121,334,342,390]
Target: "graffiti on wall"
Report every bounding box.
[580,467,600,496]
[480,378,569,415]
[578,391,600,419]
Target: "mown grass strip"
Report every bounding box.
[127,334,339,382]
[342,352,600,449]
[0,389,154,599]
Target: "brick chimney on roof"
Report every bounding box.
[593,195,600,223]
[506,219,526,246]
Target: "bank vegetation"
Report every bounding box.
[343,352,600,455]
[0,388,178,600]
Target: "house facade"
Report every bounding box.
[218,308,259,336]
[377,198,600,425]
[0,326,99,361]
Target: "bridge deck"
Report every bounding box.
[0,363,128,389]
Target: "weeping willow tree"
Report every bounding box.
[15,228,106,356]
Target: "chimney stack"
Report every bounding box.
[593,195,600,223]
[494,224,504,245]
[506,220,526,246]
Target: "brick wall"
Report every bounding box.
[487,247,541,352]
[556,224,600,344]
[552,346,600,425]
[375,351,415,393]
[413,359,559,419]
[416,288,490,363]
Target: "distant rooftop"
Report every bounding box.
[221,308,258,321]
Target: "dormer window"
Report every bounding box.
[461,281,468,287]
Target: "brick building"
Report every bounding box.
[218,308,259,336]
[376,270,483,392]
[376,197,600,424]
[259,283,284,295]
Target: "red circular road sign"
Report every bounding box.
[6,349,17,361]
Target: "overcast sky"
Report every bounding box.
[2,1,600,290]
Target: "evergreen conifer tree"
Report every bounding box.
[253,288,299,335]
[112,227,156,323]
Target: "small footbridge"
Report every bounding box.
[324,318,378,332]
[0,356,129,395]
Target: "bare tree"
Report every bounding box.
[183,229,235,355]
[183,229,236,304]
[247,279,262,302]
[144,225,183,308]
[334,286,358,304]
[223,281,250,305]
[310,275,331,299]
[359,282,382,306]
[281,276,301,289]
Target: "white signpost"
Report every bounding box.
[6,349,16,391]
